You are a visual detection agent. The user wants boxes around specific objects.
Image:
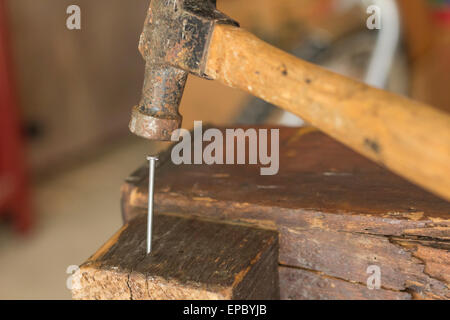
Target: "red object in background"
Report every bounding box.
[431,4,450,26]
[0,0,32,233]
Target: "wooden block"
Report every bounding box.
[121,126,450,300]
[73,213,279,300]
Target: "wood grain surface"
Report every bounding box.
[279,267,411,300]
[73,213,279,300]
[122,126,450,299]
[205,24,450,201]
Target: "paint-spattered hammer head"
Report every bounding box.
[129,0,238,141]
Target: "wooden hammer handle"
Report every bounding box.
[205,25,450,200]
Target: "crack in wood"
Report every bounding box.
[279,262,410,294]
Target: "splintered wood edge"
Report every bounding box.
[73,265,230,300]
[72,224,131,300]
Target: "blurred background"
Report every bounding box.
[0,0,449,299]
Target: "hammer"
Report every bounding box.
[129,0,450,201]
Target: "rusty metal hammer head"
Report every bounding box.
[129,0,238,141]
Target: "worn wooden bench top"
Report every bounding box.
[121,126,450,299]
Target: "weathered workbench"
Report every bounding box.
[74,126,449,300]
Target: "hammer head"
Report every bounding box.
[129,0,238,141]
